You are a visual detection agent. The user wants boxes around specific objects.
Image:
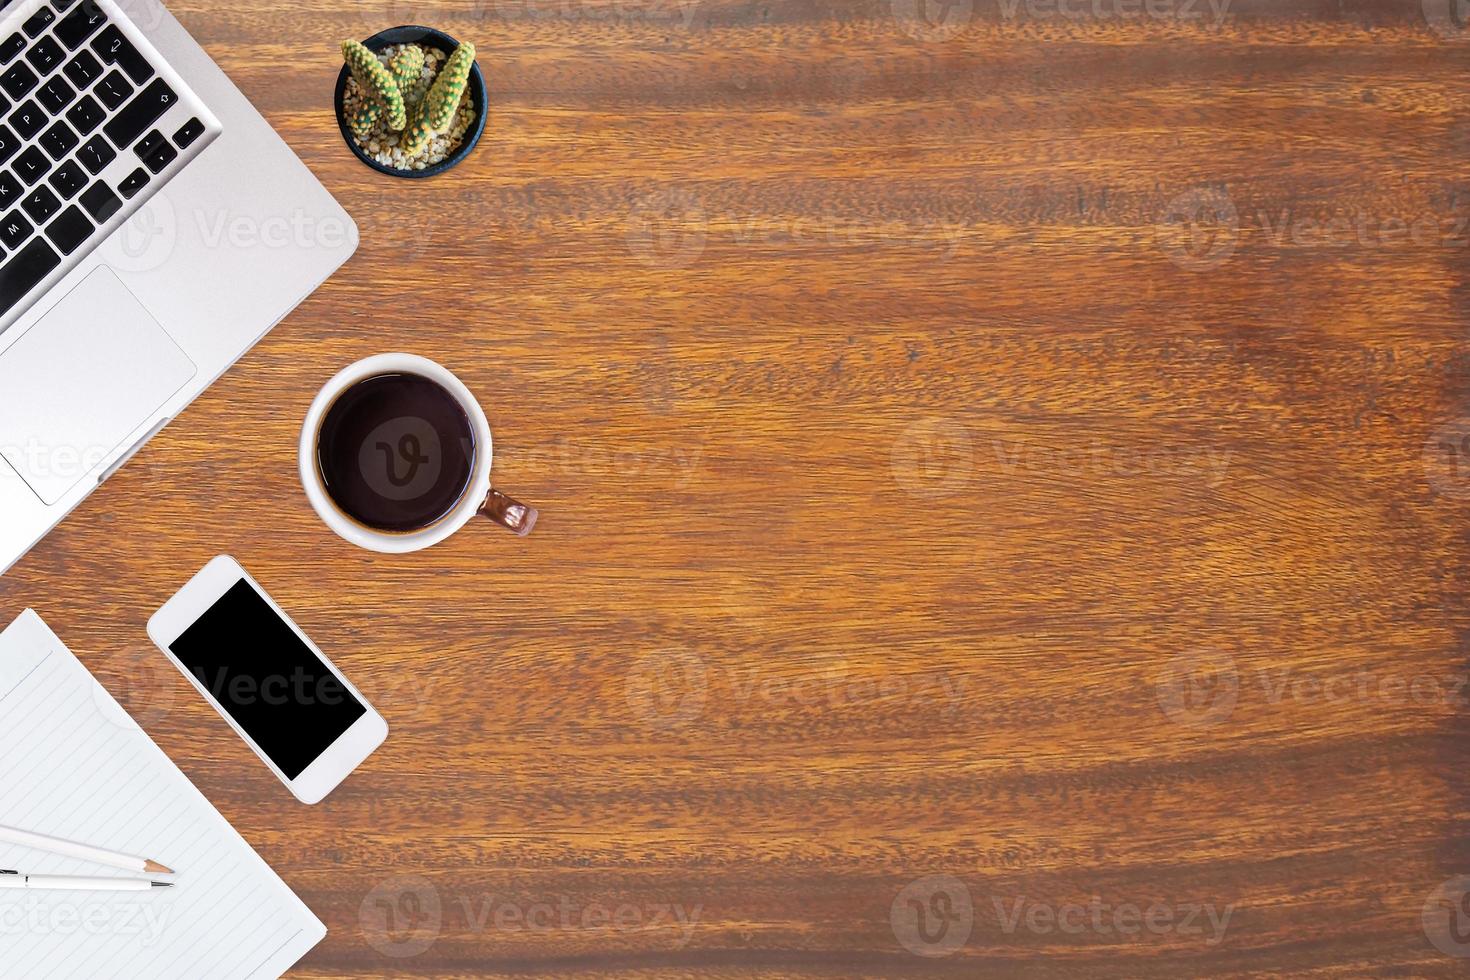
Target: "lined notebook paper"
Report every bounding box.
[0,609,326,979]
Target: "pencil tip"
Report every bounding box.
[152,881,173,888]
[144,861,173,874]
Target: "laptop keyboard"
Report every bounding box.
[0,0,216,327]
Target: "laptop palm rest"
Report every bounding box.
[0,267,196,506]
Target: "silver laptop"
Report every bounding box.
[0,0,357,574]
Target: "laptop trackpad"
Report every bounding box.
[0,267,196,505]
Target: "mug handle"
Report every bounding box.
[479,488,538,536]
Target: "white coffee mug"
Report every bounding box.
[299,353,536,552]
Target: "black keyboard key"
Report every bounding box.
[0,209,31,248]
[36,77,73,114]
[22,7,55,39]
[0,34,24,65]
[46,158,83,198]
[93,68,129,108]
[102,77,171,149]
[0,171,21,209]
[16,201,46,238]
[0,237,58,312]
[54,2,105,49]
[43,203,88,254]
[38,120,76,159]
[54,0,79,10]
[0,124,18,166]
[133,127,175,173]
[26,36,63,75]
[134,128,162,156]
[90,26,150,84]
[21,185,58,222]
[116,165,145,198]
[172,116,202,149]
[65,93,101,134]
[7,99,41,139]
[62,50,99,87]
[149,139,177,173]
[78,178,116,220]
[76,133,110,172]
[13,146,48,184]
[1,62,37,99]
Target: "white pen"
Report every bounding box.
[0,870,172,891]
[0,824,173,875]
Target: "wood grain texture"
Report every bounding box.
[4,0,1470,973]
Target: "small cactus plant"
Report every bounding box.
[340,37,476,162]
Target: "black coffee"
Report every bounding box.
[316,373,475,532]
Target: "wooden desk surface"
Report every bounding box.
[4,0,1470,974]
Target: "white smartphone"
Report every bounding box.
[148,555,389,804]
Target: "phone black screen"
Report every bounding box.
[169,578,367,779]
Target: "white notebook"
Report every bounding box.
[0,609,326,979]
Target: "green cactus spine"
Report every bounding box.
[422,42,475,133]
[341,39,406,131]
[399,42,475,156]
[388,45,424,95]
[348,100,380,138]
